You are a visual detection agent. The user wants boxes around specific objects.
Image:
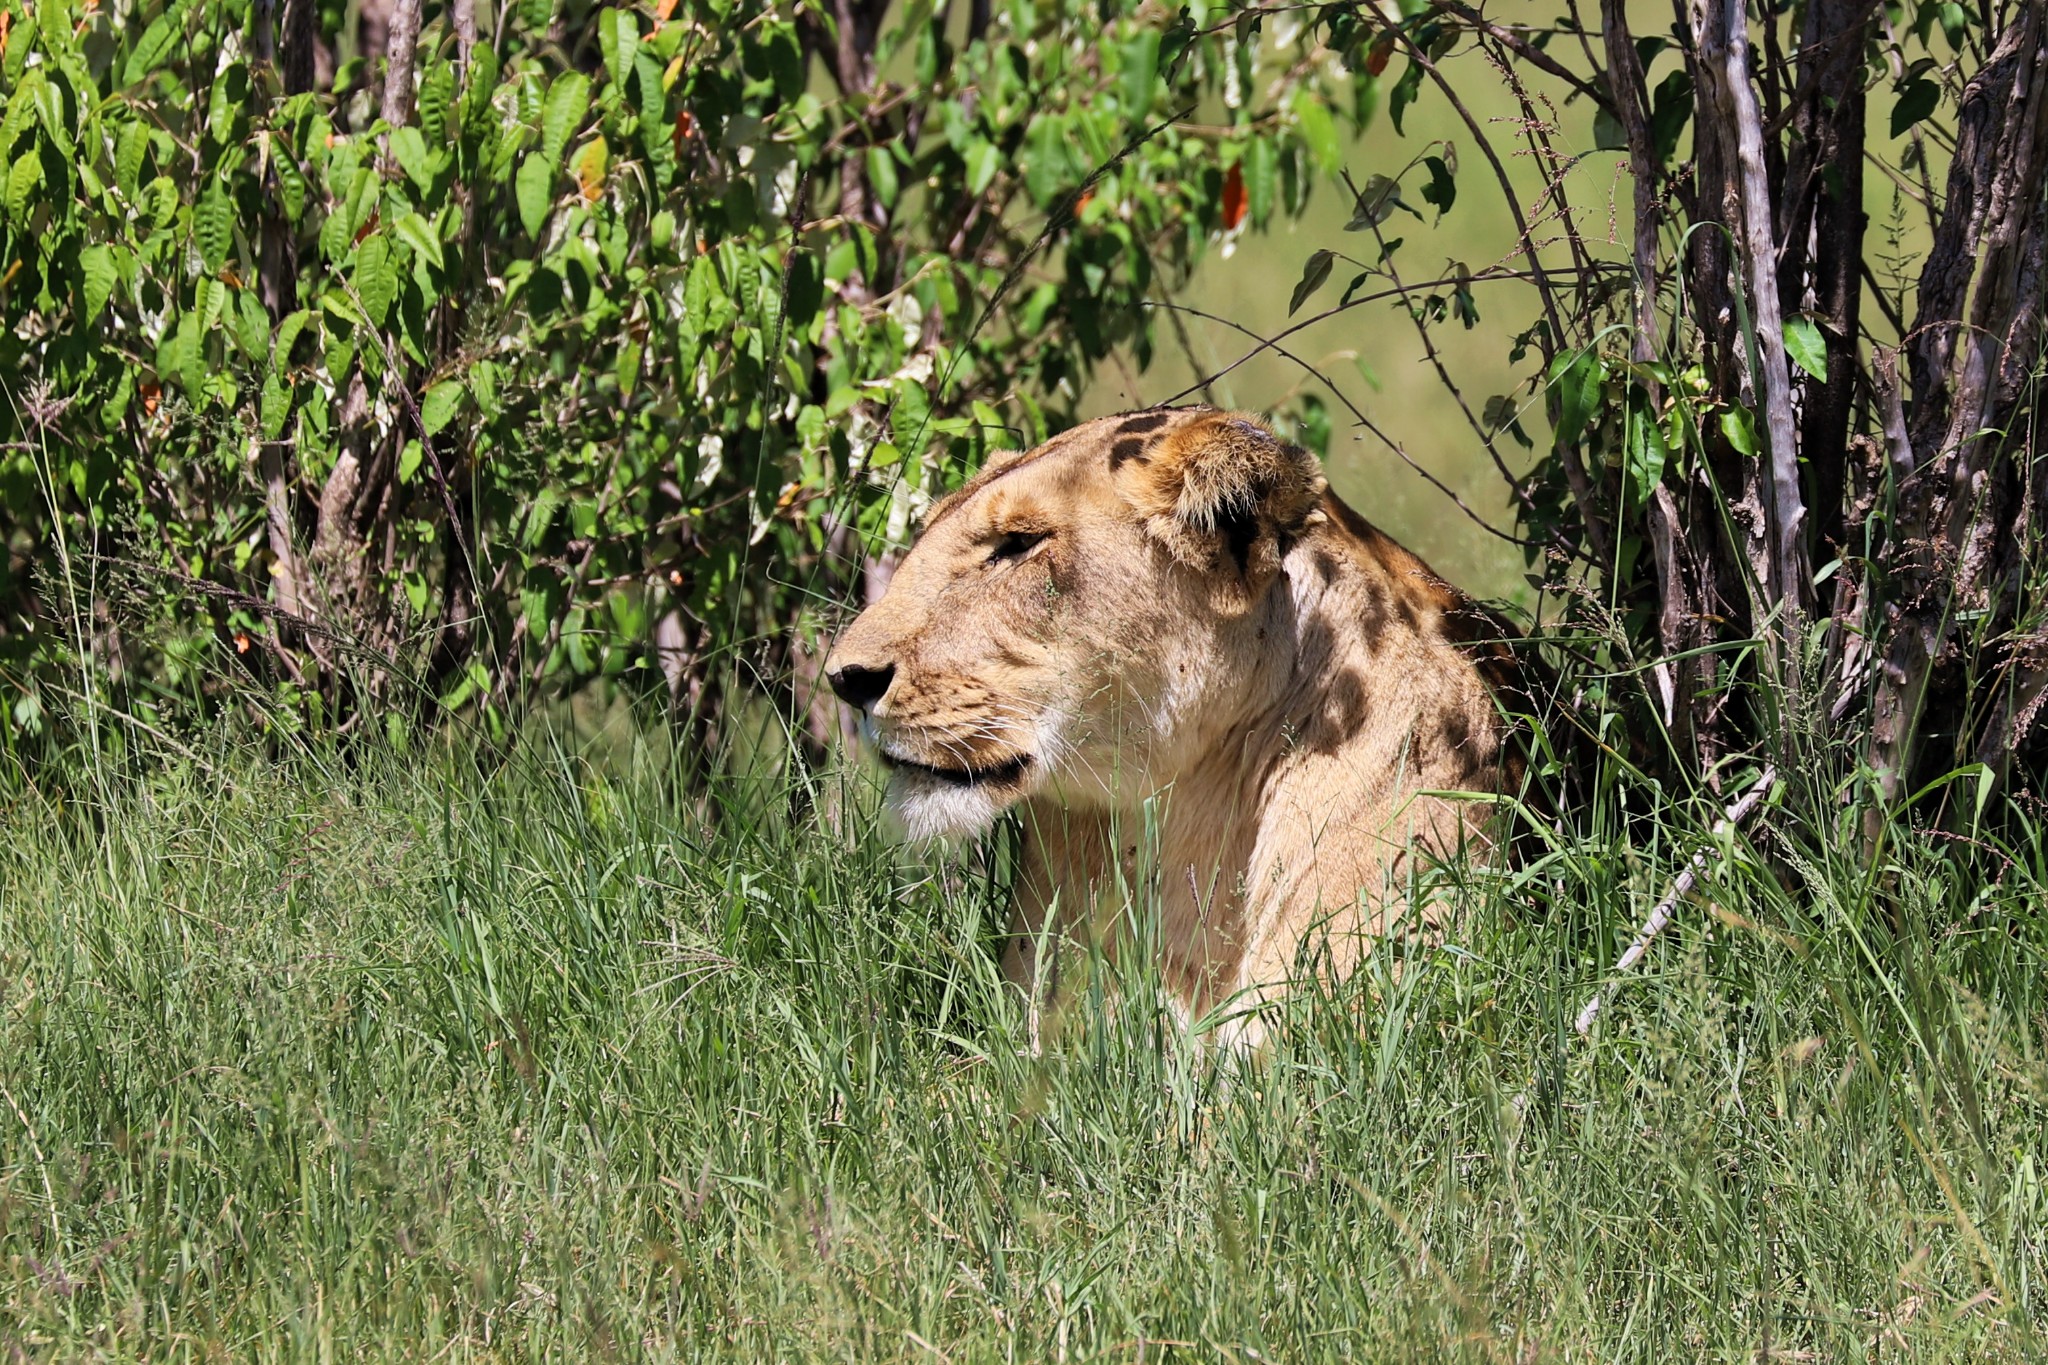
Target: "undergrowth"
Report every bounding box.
[2,724,2046,1361]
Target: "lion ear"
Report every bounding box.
[1122,411,1326,583]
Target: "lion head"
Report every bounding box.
[825,407,1328,839]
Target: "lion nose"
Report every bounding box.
[828,661,895,711]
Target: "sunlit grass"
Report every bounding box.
[3,727,2045,1360]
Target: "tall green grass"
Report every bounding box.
[3,724,2046,1360]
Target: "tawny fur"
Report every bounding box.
[825,406,1518,1035]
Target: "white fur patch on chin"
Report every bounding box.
[883,772,1010,842]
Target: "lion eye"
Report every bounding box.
[987,530,1048,564]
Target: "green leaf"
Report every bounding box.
[405,571,432,618]
[1649,70,1692,164]
[1289,249,1335,316]
[761,25,803,103]
[321,201,354,264]
[421,380,466,435]
[1548,345,1604,449]
[601,8,639,93]
[1389,59,1424,136]
[6,148,42,224]
[390,126,433,193]
[634,50,668,162]
[1720,406,1759,457]
[418,62,455,143]
[205,61,244,148]
[147,175,179,229]
[865,145,899,210]
[1891,78,1939,138]
[1241,136,1276,227]
[1,72,40,150]
[275,144,308,221]
[1938,2,1969,47]
[0,74,38,155]
[1344,173,1402,230]
[469,359,500,417]
[541,71,591,168]
[1625,392,1668,508]
[461,44,500,137]
[274,309,313,367]
[124,12,179,85]
[393,211,445,272]
[353,236,398,324]
[346,164,381,236]
[1593,104,1627,152]
[965,140,1000,197]
[230,288,266,357]
[169,307,205,400]
[1292,91,1341,174]
[398,438,424,484]
[78,244,115,324]
[1023,117,1067,207]
[33,74,73,157]
[1420,153,1456,216]
[516,153,553,239]
[1784,315,1828,382]
[261,372,294,439]
[1121,27,1160,117]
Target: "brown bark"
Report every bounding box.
[1871,4,2048,806]
[379,0,423,131]
[1603,0,1699,753]
[1778,1,1876,599]
[451,0,477,72]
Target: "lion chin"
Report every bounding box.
[879,750,1036,841]
[823,405,1523,1038]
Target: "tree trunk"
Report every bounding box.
[1870,5,2048,806]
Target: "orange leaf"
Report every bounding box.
[1366,31,1395,77]
[576,135,609,202]
[672,108,694,161]
[655,0,676,19]
[140,380,161,417]
[1072,187,1094,216]
[1221,163,1247,231]
[0,13,10,59]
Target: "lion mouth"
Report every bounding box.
[880,749,1034,788]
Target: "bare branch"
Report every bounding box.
[1693,0,1814,627]
[1575,763,1778,1035]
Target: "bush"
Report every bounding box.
[0,0,1360,756]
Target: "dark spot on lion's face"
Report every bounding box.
[1441,705,1471,752]
[1305,669,1371,754]
[1394,595,1419,631]
[1118,411,1173,434]
[1312,549,1341,585]
[1359,579,1389,642]
[1455,742,1492,786]
[1109,436,1149,469]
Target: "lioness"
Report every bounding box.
[826,406,1521,1034]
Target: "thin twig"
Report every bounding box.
[1158,267,1581,405]
[1144,301,1556,555]
[1574,763,1779,1035]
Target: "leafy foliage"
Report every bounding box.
[0,0,1363,754]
